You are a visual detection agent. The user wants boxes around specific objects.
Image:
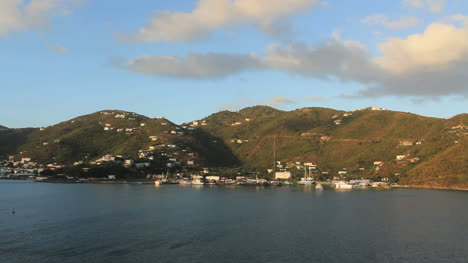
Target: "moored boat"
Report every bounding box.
[316,183,324,191]
[335,181,353,190]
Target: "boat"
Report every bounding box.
[335,181,353,190]
[154,180,161,186]
[269,180,282,186]
[298,178,315,185]
[192,176,205,185]
[298,165,315,185]
[178,179,192,185]
[316,183,324,191]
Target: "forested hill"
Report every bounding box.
[1,107,466,188]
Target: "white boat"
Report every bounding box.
[192,176,205,185]
[335,181,353,189]
[154,180,161,186]
[298,178,315,185]
[316,184,324,191]
[298,165,315,184]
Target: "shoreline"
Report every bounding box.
[1,178,467,191]
[391,184,468,191]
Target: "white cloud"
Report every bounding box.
[403,0,447,13]
[362,14,421,30]
[124,0,321,42]
[385,16,421,29]
[48,43,68,53]
[0,0,81,36]
[122,19,468,98]
[375,22,468,73]
[262,96,296,107]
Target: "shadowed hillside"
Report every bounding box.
[7,110,239,167]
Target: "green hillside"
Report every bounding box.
[1,107,466,188]
[8,110,238,167]
[195,106,467,187]
[0,128,38,156]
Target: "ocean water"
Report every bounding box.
[0,180,467,263]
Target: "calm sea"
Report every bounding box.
[0,180,467,263]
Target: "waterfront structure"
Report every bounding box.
[275,171,291,179]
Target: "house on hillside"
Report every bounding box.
[396,155,408,161]
[373,161,384,166]
[371,107,387,111]
[399,141,413,146]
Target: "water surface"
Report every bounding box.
[1,180,467,263]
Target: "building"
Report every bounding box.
[275,171,291,179]
[373,161,384,166]
[396,155,407,161]
[206,176,220,181]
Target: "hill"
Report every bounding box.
[1,106,466,188]
[194,106,467,187]
[8,110,238,167]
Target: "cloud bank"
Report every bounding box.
[124,0,321,42]
[123,19,468,98]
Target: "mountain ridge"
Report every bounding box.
[1,106,466,188]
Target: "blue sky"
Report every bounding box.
[0,0,467,128]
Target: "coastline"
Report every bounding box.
[1,178,467,191]
[391,184,468,192]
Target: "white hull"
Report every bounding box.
[335,182,353,189]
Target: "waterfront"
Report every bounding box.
[1,180,467,263]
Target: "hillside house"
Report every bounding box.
[399,141,413,146]
[373,161,384,166]
[396,155,407,161]
[304,162,316,167]
[371,107,387,111]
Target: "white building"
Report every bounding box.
[206,176,220,181]
[275,171,291,179]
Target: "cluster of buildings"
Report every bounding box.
[0,156,64,178]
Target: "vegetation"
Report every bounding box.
[1,107,466,188]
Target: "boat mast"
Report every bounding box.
[273,135,276,173]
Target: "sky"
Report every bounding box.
[0,0,467,128]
